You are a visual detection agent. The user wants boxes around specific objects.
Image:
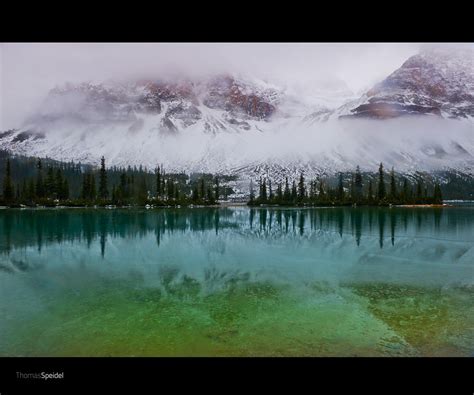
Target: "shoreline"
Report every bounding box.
[393,204,448,208]
[0,203,465,210]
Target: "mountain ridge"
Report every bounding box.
[1,48,473,184]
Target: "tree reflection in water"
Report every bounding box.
[0,207,463,262]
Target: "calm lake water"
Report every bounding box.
[0,207,473,356]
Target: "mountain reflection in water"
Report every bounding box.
[0,207,473,356]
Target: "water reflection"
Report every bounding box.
[1,207,474,261]
[1,207,473,357]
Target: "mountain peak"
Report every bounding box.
[341,48,474,120]
[2,49,473,180]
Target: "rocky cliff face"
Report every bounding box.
[1,49,473,180]
[339,48,474,120]
[203,75,277,119]
[26,74,280,134]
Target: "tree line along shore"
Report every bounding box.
[1,152,443,208]
[0,155,227,208]
[248,163,443,207]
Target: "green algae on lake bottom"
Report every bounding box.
[0,207,473,356]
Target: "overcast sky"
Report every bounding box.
[0,42,471,130]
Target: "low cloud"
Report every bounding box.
[0,42,444,129]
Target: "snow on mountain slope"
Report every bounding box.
[2,115,473,183]
[1,50,474,184]
[0,72,339,169]
[334,48,474,120]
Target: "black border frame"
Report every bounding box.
[1,11,473,393]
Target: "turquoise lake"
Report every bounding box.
[0,207,473,356]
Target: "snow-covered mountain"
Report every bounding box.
[23,74,283,133]
[332,47,474,120]
[0,72,344,167]
[1,48,473,184]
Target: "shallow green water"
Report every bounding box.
[0,207,473,356]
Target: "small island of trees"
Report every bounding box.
[248,163,443,207]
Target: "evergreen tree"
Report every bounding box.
[261,178,267,202]
[214,176,219,202]
[2,158,14,203]
[156,167,162,197]
[138,176,148,203]
[389,167,397,201]
[192,185,199,202]
[27,179,35,201]
[45,167,55,198]
[62,178,70,200]
[90,173,96,200]
[81,173,89,200]
[174,185,180,201]
[118,172,127,201]
[98,156,108,199]
[291,180,297,203]
[433,182,443,204]
[200,178,205,200]
[20,180,27,201]
[36,159,45,198]
[347,174,355,204]
[401,178,409,204]
[416,179,423,201]
[283,177,291,203]
[249,180,255,204]
[206,186,213,203]
[276,183,283,204]
[318,179,325,201]
[111,185,116,203]
[297,173,305,203]
[161,172,165,198]
[354,166,363,203]
[55,168,64,199]
[309,180,316,201]
[367,180,373,203]
[167,179,174,200]
[337,173,344,201]
[377,162,386,201]
[268,179,273,202]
